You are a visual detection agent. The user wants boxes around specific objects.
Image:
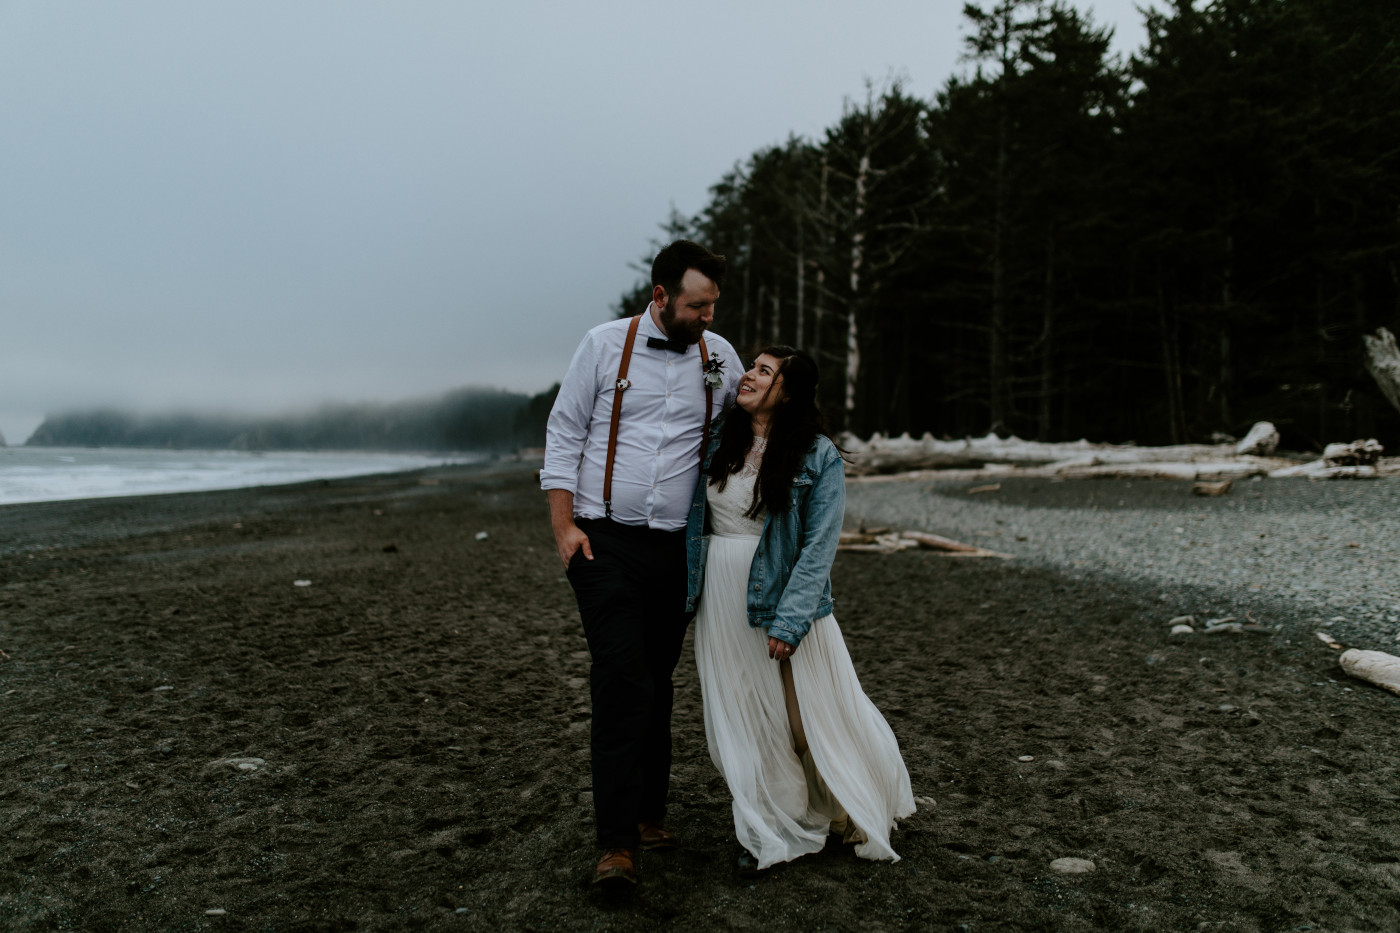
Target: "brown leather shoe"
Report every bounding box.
[637,822,678,851]
[593,848,637,887]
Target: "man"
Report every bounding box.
[541,240,743,888]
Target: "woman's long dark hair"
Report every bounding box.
[708,346,838,519]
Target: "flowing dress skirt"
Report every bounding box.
[694,532,916,869]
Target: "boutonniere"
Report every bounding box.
[703,353,725,389]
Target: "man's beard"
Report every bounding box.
[659,302,707,345]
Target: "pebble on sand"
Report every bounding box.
[205,908,227,917]
[1171,624,1195,635]
[1050,857,1096,874]
[475,531,489,541]
[1017,755,1035,762]
[1168,615,1196,627]
[293,580,312,587]
[205,757,267,776]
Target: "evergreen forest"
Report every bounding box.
[618,0,1400,450]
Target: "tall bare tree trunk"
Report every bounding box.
[989,114,1011,435]
[1219,234,1234,427]
[1037,232,1055,440]
[846,151,870,431]
[795,241,805,349]
[741,226,753,350]
[1157,258,1186,444]
[756,284,768,346]
[988,7,1015,436]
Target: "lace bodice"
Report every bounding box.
[707,437,768,536]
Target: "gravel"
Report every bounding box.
[845,474,1400,653]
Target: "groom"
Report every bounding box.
[541,240,743,887]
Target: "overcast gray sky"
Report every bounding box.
[1,0,1153,444]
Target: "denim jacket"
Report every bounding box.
[684,425,846,648]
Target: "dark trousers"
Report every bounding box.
[565,518,690,850]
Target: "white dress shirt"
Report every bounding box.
[541,305,744,530]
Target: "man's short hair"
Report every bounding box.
[652,240,726,300]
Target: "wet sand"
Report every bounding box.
[1,464,1398,931]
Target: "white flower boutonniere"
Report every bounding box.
[703,352,725,390]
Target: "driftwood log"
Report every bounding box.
[1339,648,1400,697]
[1364,327,1400,417]
[838,529,1011,558]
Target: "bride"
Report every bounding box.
[684,345,915,870]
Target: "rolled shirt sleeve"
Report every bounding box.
[540,331,601,494]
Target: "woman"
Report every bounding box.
[684,346,915,870]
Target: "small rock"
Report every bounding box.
[293,580,312,587]
[455,908,470,914]
[1050,857,1096,874]
[914,795,937,807]
[205,909,227,917]
[1168,615,1196,627]
[205,757,267,776]
[1191,480,1233,496]
[153,685,174,692]
[475,532,489,541]
[1017,755,1035,763]
[1171,624,1194,635]
[52,763,68,771]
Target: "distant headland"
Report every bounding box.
[25,384,559,452]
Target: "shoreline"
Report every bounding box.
[0,446,502,509]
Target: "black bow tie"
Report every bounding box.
[646,336,689,353]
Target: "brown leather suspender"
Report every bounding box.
[603,314,642,518]
[601,315,714,520]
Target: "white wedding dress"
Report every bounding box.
[694,438,915,869]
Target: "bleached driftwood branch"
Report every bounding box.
[1364,327,1400,417]
[1339,649,1400,697]
[837,529,1010,558]
[844,421,1400,483]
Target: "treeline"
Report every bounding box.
[27,385,561,452]
[620,0,1400,449]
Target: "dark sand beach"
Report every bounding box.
[2,463,1398,931]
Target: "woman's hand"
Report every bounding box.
[768,636,795,662]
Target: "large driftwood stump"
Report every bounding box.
[1339,649,1400,697]
[1364,327,1400,416]
[1235,421,1279,456]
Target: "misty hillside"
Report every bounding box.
[28,385,560,452]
